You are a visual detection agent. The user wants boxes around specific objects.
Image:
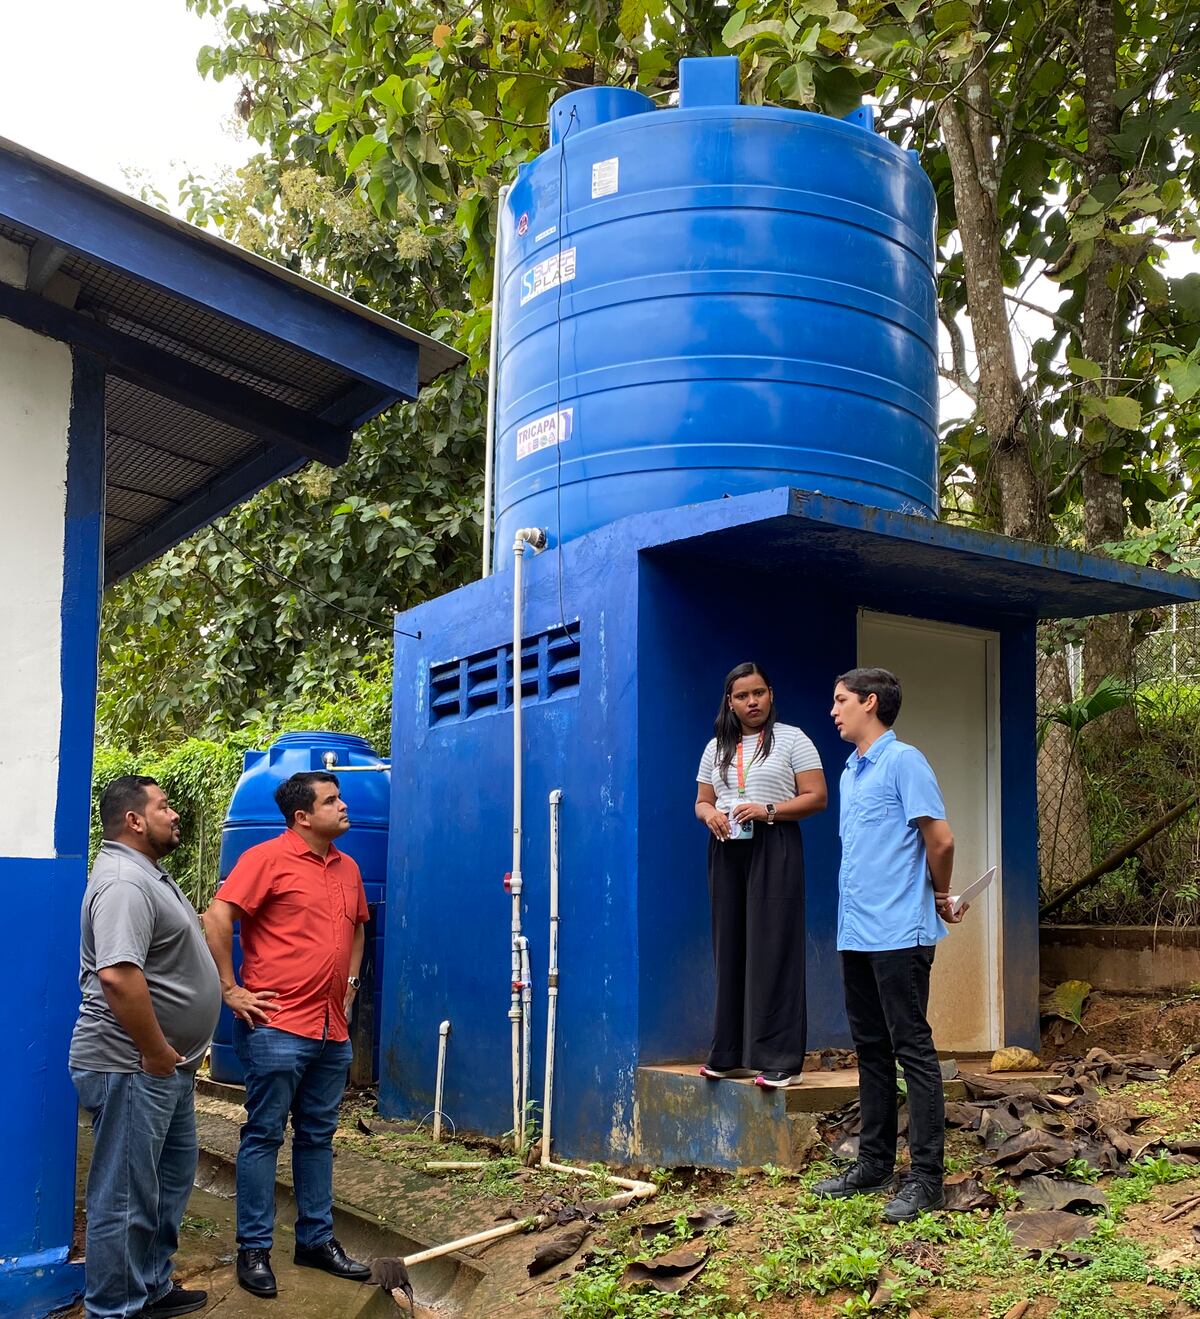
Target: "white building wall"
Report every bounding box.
[0,236,72,858]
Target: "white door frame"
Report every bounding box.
[857,610,1004,1049]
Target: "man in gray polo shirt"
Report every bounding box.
[69,776,222,1319]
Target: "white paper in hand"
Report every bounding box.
[947,866,996,918]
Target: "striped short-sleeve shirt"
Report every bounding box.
[697,722,823,813]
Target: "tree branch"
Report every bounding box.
[1010,129,1088,168]
[1004,291,1076,333]
[939,306,979,400]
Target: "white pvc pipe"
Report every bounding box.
[414,1164,656,1269]
[509,528,545,1146]
[433,1019,450,1143]
[481,183,511,579]
[541,789,562,1165]
[519,935,532,1148]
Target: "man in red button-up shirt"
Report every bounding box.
[204,772,372,1300]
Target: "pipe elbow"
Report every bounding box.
[513,527,547,554]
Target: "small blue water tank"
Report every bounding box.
[492,55,938,561]
[208,731,390,1085]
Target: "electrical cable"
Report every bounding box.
[552,105,581,646]
[210,525,422,640]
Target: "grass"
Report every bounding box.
[180,1213,220,1238]
[558,1221,750,1319]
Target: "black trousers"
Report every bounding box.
[841,946,944,1189]
[706,821,807,1073]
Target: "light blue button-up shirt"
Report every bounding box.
[837,729,948,952]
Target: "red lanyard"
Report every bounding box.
[735,732,765,797]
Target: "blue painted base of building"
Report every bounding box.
[0,1253,84,1319]
[378,487,1198,1164]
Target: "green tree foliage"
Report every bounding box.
[99,0,1200,751]
[93,659,392,904]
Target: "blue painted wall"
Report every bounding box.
[0,347,102,1317]
[380,488,1182,1157]
[381,524,646,1157]
[634,554,857,1063]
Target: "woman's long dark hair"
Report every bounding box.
[713,662,778,783]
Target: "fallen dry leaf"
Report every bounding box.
[527,1222,590,1276]
[988,1128,1076,1168]
[633,1205,736,1240]
[1003,1302,1031,1319]
[1152,1245,1198,1270]
[991,1047,1043,1073]
[868,1266,898,1308]
[620,1245,709,1293]
[1005,1209,1097,1251]
[943,1172,999,1212]
[1017,1175,1108,1214]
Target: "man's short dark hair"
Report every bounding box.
[99,775,159,838]
[275,772,340,827]
[836,667,903,727]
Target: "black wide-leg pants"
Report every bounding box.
[706,821,807,1073]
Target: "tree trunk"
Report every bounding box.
[938,64,1049,542]
[1079,0,1137,744]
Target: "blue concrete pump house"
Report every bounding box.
[380,487,1200,1170]
[0,137,459,1318]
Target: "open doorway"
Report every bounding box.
[857,611,1003,1052]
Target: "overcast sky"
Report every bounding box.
[0,0,251,204]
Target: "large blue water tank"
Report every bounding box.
[209,732,390,1085]
[492,55,938,561]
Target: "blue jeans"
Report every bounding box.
[70,1067,197,1319]
[233,1023,353,1250]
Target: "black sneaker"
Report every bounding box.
[812,1163,895,1198]
[144,1284,208,1317]
[883,1179,946,1222]
[754,1070,804,1088]
[698,1064,754,1079]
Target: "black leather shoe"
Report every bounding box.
[236,1248,277,1298]
[144,1284,208,1317]
[812,1162,895,1198]
[293,1237,371,1282]
[883,1178,946,1222]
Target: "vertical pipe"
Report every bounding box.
[541,789,562,1164]
[509,529,544,1147]
[519,935,532,1147]
[481,183,510,579]
[433,1019,451,1142]
[509,540,525,1141]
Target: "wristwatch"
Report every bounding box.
[347,975,362,990]
[766,803,776,825]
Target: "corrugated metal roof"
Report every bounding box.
[0,137,468,583]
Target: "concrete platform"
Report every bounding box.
[634,1056,1063,1170]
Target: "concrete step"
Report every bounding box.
[634,1057,1063,1170]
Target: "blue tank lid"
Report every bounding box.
[223,730,390,829]
[551,85,653,144]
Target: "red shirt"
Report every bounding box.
[218,829,370,1042]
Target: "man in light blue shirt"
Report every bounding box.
[814,668,964,1222]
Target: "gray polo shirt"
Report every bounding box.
[68,841,221,1073]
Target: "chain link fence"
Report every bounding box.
[1038,604,1200,925]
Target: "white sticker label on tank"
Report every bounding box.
[519,247,576,305]
[591,156,619,198]
[516,407,573,460]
